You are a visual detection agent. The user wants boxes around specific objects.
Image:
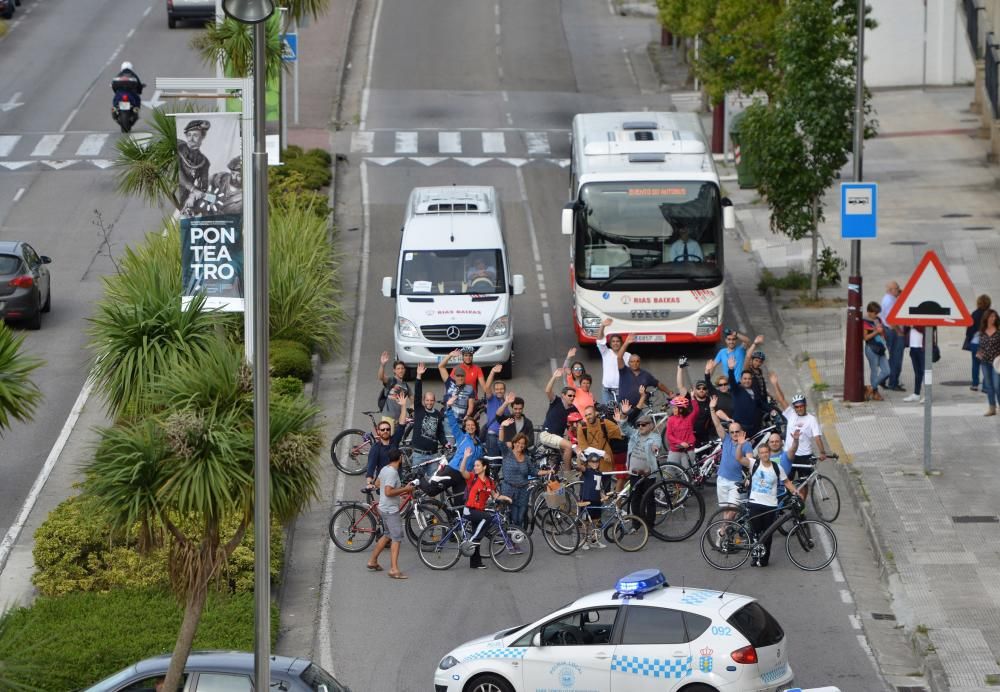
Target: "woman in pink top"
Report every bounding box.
[665,395,697,468]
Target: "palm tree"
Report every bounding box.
[84,339,321,692]
[0,323,43,434]
[113,107,187,212]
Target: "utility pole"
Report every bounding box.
[843,0,866,403]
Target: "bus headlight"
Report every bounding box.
[485,316,509,337]
[697,307,720,336]
[397,317,421,339]
[580,307,601,335]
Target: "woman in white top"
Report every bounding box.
[746,440,800,567]
[903,327,926,403]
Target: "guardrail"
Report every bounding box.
[965,0,984,59]
[987,32,1000,118]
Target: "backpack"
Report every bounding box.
[741,457,783,494]
[600,421,628,464]
[377,385,389,412]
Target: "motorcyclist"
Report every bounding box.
[111,61,145,111]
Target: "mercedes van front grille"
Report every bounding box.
[422,324,486,341]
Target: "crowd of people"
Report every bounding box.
[361,319,832,576]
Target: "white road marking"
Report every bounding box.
[438,132,462,154]
[525,132,550,155]
[501,157,527,167]
[495,22,501,36]
[359,0,384,129]
[411,157,446,166]
[455,157,491,166]
[0,135,19,157]
[0,162,31,171]
[13,187,25,203]
[350,131,374,153]
[515,168,541,265]
[42,161,77,170]
[849,614,862,630]
[76,134,109,157]
[543,313,552,330]
[143,5,152,16]
[550,358,558,372]
[0,381,94,574]
[622,48,639,90]
[31,134,63,157]
[541,300,548,309]
[840,589,853,604]
[366,157,402,166]
[482,132,506,154]
[830,555,845,582]
[59,109,81,133]
[394,131,418,154]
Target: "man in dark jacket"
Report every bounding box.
[703,359,734,421]
[411,363,449,477]
[495,393,535,448]
[365,392,408,483]
[728,356,768,437]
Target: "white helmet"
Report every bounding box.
[121,61,133,72]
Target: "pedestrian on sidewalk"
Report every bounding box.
[862,302,891,401]
[880,281,906,391]
[367,450,416,579]
[963,295,992,391]
[975,308,1000,416]
[903,327,927,403]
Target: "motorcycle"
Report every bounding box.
[111,93,138,134]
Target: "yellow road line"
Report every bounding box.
[807,358,852,465]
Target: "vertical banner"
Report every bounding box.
[177,113,245,312]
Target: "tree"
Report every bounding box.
[0,323,43,434]
[84,339,321,692]
[113,107,186,212]
[737,0,875,299]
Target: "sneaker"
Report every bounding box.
[581,542,590,551]
[903,394,920,402]
[594,538,608,549]
[919,397,925,404]
[472,564,488,570]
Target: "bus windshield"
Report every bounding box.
[400,249,506,295]
[573,181,723,290]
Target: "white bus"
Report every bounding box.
[562,112,735,346]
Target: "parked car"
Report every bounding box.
[0,240,51,330]
[166,0,215,29]
[80,651,350,692]
[0,0,15,20]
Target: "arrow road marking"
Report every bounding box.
[0,135,20,157]
[42,160,77,170]
[91,159,115,169]
[31,134,63,157]
[0,93,23,113]
[146,89,165,109]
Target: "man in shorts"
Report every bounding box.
[367,450,416,579]
[708,396,752,521]
[769,372,827,488]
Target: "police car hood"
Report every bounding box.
[449,629,517,656]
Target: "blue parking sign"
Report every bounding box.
[282,33,298,62]
[841,182,877,239]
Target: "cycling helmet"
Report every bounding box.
[670,396,689,408]
[121,61,134,72]
[751,350,766,362]
[791,393,807,405]
[461,346,475,355]
[567,412,584,424]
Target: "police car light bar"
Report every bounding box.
[614,569,668,598]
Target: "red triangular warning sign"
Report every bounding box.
[885,251,973,327]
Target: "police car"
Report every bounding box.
[434,569,801,692]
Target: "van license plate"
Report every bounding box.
[633,334,666,343]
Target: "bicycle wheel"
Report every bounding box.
[417,523,461,570]
[540,509,582,555]
[328,503,378,552]
[404,499,448,548]
[489,525,534,572]
[642,479,705,542]
[330,429,370,475]
[810,474,841,523]
[610,515,649,552]
[655,462,691,499]
[700,520,751,570]
[785,520,837,571]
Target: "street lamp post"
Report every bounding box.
[844,0,866,402]
[221,0,274,687]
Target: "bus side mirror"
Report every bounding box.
[721,197,736,231]
[561,203,574,236]
[511,275,526,296]
[381,276,395,298]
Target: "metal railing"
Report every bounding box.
[987,32,1000,118]
[965,0,984,59]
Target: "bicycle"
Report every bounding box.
[699,496,838,571]
[329,410,415,475]
[540,474,649,554]
[792,453,841,522]
[416,499,534,572]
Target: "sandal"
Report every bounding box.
[366,563,383,572]
[388,572,409,580]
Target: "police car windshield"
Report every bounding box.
[400,249,505,295]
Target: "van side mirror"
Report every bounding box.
[381,276,395,298]
[561,203,574,236]
[511,275,525,296]
[721,197,736,231]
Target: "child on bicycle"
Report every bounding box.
[578,449,608,549]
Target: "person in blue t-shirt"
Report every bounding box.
[708,395,753,523]
[578,451,608,550]
[711,329,752,381]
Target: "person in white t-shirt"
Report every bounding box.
[746,440,801,567]
[769,373,827,504]
[595,318,631,405]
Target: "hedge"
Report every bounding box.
[0,589,277,691]
[269,339,313,381]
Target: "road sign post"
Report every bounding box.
[885,250,973,473]
[841,182,877,403]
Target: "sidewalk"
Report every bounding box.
[724,80,1000,692]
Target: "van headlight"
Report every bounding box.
[580,307,601,335]
[697,306,720,335]
[485,316,509,338]
[397,317,420,339]
[439,655,460,670]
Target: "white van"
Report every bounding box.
[381,186,525,378]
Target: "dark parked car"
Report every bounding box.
[81,651,350,692]
[0,0,15,20]
[166,0,215,29]
[0,240,51,330]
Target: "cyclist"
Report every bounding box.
[708,395,752,522]
[577,450,608,550]
[364,392,410,484]
[444,393,485,472]
[769,372,828,499]
[613,400,659,528]
[366,449,417,579]
[411,363,449,478]
[742,335,771,403]
[498,431,549,528]
[458,448,511,569]
[745,440,801,567]
[665,394,697,469]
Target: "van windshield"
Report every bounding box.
[400,249,506,295]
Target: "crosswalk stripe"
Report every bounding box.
[482,132,506,154]
[525,132,550,155]
[395,131,418,154]
[0,135,20,158]
[438,132,462,154]
[351,131,374,153]
[76,134,109,157]
[31,134,64,157]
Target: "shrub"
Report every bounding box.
[278,145,332,189]
[270,339,312,381]
[272,375,305,399]
[269,168,331,219]
[0,589,277,691]
[32,496,284,597]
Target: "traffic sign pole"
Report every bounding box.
[924,327,934,473]
[844,0,866,404]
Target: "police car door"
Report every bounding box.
[610,605,692,690]
[518,607,619,691]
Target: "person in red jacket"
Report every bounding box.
[665,395,697,469]
[459,448,510,569]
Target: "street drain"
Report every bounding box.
[890,241,927,246]
[952,515,999,523]
[872,612,897,621]
[941,213,972,218]
[962,226,994,231]
[896,687,928,692]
